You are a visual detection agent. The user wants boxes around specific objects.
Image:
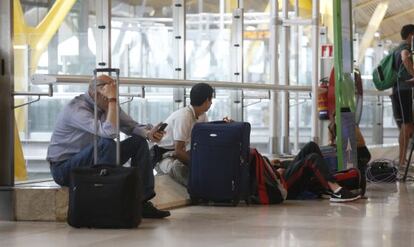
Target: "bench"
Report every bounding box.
[14,175,190,221]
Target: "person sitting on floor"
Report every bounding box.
[154,83,214,186]
[273,141,361,203]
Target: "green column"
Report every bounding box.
[333,0,356,170]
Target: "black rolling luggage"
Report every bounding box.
[68,165,141,228]
[67,68,141,228]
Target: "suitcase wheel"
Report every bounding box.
[190,196,200,205]
[245,198,251,205]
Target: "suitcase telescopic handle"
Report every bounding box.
[93,68,121,166]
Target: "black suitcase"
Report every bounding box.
[68,166,141,228]
[188,121,251,205]
[67,68,142,228]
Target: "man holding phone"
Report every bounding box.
[155,83,213,186]
[47,75,170,218]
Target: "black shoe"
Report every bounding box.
[142,201,171,219]
[330,188,361,202]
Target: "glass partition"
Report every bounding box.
[16,0,400,182]
[111,0,174,78]
[186,0,233,81]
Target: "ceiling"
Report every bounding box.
[353,0,414,43]
[21,0,414,43]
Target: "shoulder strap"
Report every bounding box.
[251,149,269,204]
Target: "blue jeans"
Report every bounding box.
[50,136,155,201]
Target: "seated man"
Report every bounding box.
[47,75,170,218]
[155,83,213,186]
[274,142,361,203]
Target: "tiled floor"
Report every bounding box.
[1,182,414,246]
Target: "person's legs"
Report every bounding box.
[284,152,336,199]
[157,153,189,186]
[391,88,413,168]
[120,135,155,201]
[150,145,172,168]
[50,138,116,186]
[157,154,176,175]
[357,146,371,196]
[399,123,414,168]
[169,159,189,187]
[120,135,170,218]
[292,141,322,162]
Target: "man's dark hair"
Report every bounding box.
[190,83,214,106]
[401,24,414,40]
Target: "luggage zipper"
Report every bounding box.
[239,143,244,165]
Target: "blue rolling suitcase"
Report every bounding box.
[188,121,251,205]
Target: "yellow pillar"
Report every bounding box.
[13,0,76,180]
[14,125,27,181]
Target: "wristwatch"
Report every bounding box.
[146,131,152,141]
[108,98,117,103]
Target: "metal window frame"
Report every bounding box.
[96,0,111,68]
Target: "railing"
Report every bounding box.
[51,74,312,92]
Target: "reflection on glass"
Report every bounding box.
[20,0,98,75]
[186,0,232,81]
[244,1,271,83]
[289,92,312,149]
[244,98,270,153]
[111,0,174,78]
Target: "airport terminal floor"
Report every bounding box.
[1,182,414,247]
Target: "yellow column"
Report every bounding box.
[13,0,77,180]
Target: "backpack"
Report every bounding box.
[372,44,412,91]
[333,168,361,191]
[372,50,397,91]
[249,149,287,204]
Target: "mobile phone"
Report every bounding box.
[158,123,168,132]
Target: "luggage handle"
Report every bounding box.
[93,68,121,166]
[209,120,227,124]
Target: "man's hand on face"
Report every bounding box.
[100,81,117,100]
[147,123,166,143]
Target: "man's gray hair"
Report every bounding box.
[88,75,113,94]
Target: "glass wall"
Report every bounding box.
[15,0,399,181]
[186,0,232,81]
[17,0,97,138]
[358,46,398,145]
[111,0,175,79]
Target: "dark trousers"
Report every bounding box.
[283,142,336,200]
[50,135,155,201]
[357,146,371,196]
